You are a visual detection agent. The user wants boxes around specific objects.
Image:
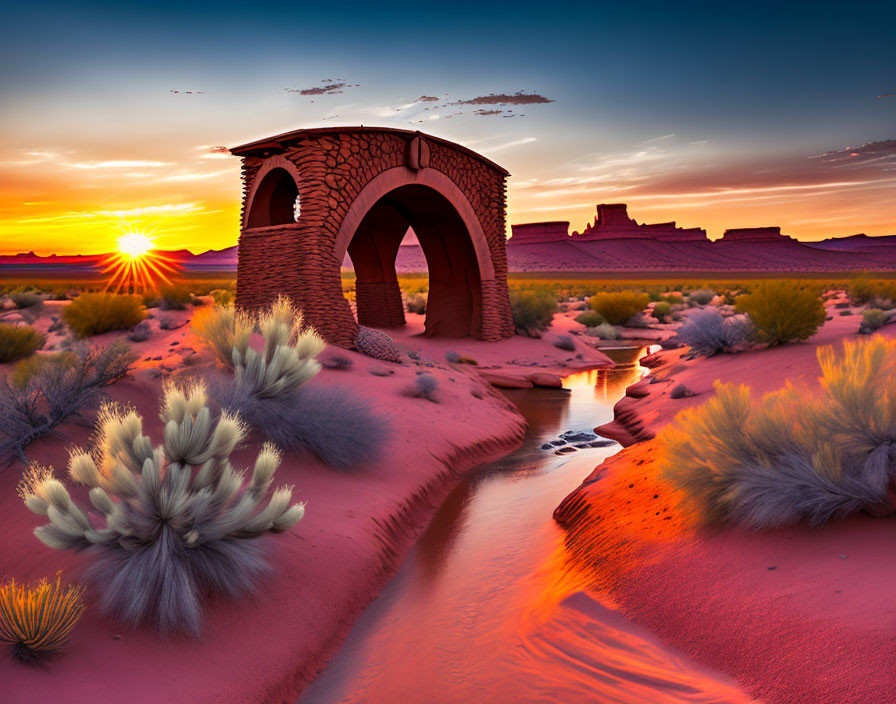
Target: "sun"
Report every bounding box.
[118,231,154,260]
[99,228,183,294]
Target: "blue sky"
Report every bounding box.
[2,1,894,252]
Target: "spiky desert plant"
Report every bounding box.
[233,296,324,397]
[0,575,86,666]
[193,297,323,395]
[661,336,896,527]
[18,382,304,635]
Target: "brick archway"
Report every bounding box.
[231,127,514,347]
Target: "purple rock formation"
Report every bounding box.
[508,221,570,244]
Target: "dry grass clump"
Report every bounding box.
[0,575,86,666]
[18,382,304,635]
[0,323,45,363]
[735,281,825,345]
[588,291,649,326]
[661,336,896,527]
[62,293,146,337]
[1,341,134,467]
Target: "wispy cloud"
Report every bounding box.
[454,91,554,106]
[17,202,206,223]
[487,137,537,154]
[284,79,359,96]
[63,160,172,170]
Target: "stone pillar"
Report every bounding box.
[355,280,406,328]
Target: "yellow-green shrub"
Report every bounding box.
[510,289,559,335]
[735,281,825,345]
[62,293,146,337]
[588,291,649,325]
[10,352,77,388]
[0,324,45,363]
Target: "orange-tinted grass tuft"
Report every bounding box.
[0,574,86,666]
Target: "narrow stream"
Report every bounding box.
[301,347,753,704]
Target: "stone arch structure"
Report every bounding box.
[231,127,515,347]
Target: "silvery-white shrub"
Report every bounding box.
[18,382,304,635]
[585,323,619,340]
[677,309,753,356]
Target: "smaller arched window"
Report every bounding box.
[246,168,300,228]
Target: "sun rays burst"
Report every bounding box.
[99,228,183,293]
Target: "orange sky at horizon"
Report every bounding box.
[3,135,895,257]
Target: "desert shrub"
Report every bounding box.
[0,575,85,666]
[126,321,152,342]
[652,301,672,322]
[661,337,896,527]
[0,324,45,363]
[510,289,559,336]
[687,289,716,306]
[19,383,303,635]
[10,291,43,309]
[662,294,685,306]
[10,352,77,389]
[735,281,825,345]
[585,323,619,340]
[677,309,753,356]
[209,288,234,307]
[214,380,388,470]
[355,326,402,363]
[62,293,146,337]
[575,310,604,327]
[158,317,184,331]
[0,341,134,467]
[407,372,439,402]
[588,291,649,326]
[553,335,576,351]
[158,284,193,310]
[846,273,876,305]
[406,293,427,314]
[860,309,888,334]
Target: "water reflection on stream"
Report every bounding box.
[301,347,753,704]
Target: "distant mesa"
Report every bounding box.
[508,204,708,245]
[509,221,570,244]
[719,227,794,243]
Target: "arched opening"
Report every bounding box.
[346,184,482,338]
[245,167,300,228]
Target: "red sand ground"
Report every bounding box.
[0,303,613,703]
[555,299,896,704]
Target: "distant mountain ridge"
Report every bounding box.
[3,206,895,275]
